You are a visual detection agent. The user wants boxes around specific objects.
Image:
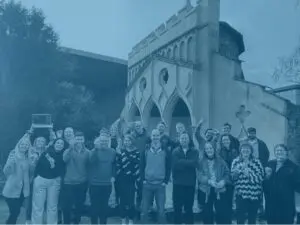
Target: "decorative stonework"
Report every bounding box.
[235,105,251,140]
[139,77,147,93]
[159,68,169,86]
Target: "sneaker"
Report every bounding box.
[128,219,134,225]
[25,220,31,225]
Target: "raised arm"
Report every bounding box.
[231,158,243,181]
[63,148,73,163]
[193,119,205,149]
[3,151,16,177]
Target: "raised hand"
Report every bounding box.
[8,151,16,162]
[265,167,272,178]
[28,125,34,134]
[197,118,204,128]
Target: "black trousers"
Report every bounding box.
[224,185,234,223]
[198,189,229,224]
[89,185,112,224]
[119,180,136,220]
[62,182,88,224]
[173,184,195,224]
[5,194,24,225]
[26,182,34,221]
[236,195,259,224]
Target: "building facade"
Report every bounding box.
[121,0,299,158]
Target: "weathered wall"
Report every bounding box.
[286,103,300,163]
[211,54,288,159]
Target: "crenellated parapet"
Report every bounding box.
[128,0,199,67]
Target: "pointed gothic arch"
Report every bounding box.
[142,97,162,130]
[127,99,141,123]
[163,89,193,137]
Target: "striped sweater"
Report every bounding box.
[231,157,264,200]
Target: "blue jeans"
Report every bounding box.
[141,182,166,224]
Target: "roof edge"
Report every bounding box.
[59,47,128,66]
[271,84,300,93]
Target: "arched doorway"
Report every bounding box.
[148,103,161,133]
[169,98,192,139]
[128,102,141,123]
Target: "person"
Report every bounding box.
[64,127,75,145]
[231,142,264,225]
[133,121,150,219]
[116,134,140,225]
[26,136,47,225]
[62,131,89,224]
[157,121,173,151]
[247,127,269,167]
[263,144,300,224]
[2,134,32,224]
[194,120,218,153]
[173,123,186,148]
[247,127,269,218]
[218,134,239,223]
[89,133,116,224]
[140,129,171,224]
[172,132,199,224]
[134,121,150,152]
[110,125,123,210]
[31,138,66,224]
[197,141,230,224]
[110,125,119,150]
[222,123,240,150]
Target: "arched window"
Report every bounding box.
[167,48,172,58]
[173,45,179,59]
[187,37,194,62]
[179,41,185,60]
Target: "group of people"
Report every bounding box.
[2,119,300,225]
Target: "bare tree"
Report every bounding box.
[273,0,300,84]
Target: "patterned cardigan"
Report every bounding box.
[116,148,140,185]
[197,156,230,202]
[231,157,264,200]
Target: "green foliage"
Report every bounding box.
[48,82,104,139]
[0,0,103,157]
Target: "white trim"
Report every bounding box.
[59,47,128,66]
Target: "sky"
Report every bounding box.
[20,0,300,88]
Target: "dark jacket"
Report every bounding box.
[257,139,270,167]
[229,135,240,150]
[219,146,239,169]
[110,137,118,150]
[172,146,199,186]
[140,145,171,184]
[135,129,151,152]
[160,134,173,151]
[263,159,300,223]
[35,149,65,179]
